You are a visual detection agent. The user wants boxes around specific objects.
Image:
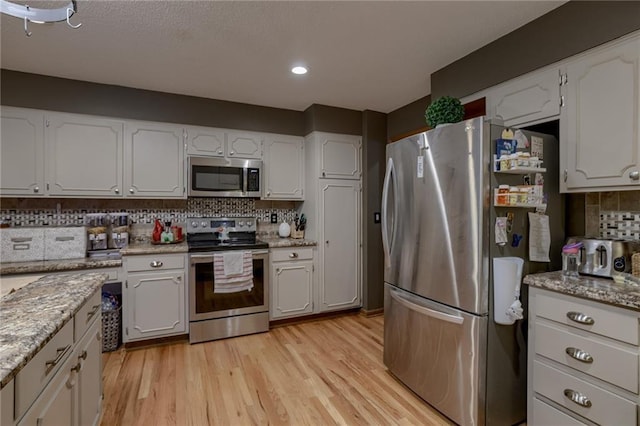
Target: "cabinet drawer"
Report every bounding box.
[15,320,74,419]
[44,227,86,260]
[535,291,639,345]
[74,289,101,342]
[271,247,313,262]
[533,360,636,425]
[532,397,587,426]
[125,254,185,272]
[0,228,45,263]
[535,321,638,393]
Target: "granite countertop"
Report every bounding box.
[258,237,317,248]
[524,271,640,311]
[0,272,108,389]
[120,241,189,256]
[0,258,122,276]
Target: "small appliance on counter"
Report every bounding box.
[86,213,121,259]
[565,237,640,278]
[108,212,129,249]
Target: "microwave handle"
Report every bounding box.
[242,167,248,194]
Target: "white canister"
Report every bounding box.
[278,222,291,238]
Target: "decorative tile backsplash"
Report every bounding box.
[0,198,299,228]
[600,211,640,240]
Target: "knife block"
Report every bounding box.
[291,230,304,239]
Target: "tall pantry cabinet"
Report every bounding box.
[304,132,362,312]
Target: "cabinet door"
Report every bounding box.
[0,107,45,196]
[561,36,640,191]
[77,319,102,426]
[227,130,263,159]
[17,356,74,426]
[319,134,361,179]
[124,122,185,198]
[46,113,123,197]
[319,180,361,312]
[271,260,313,319]
[490,67,561,127]
[263,135,304,200]
[185,125,225,157]
[125,270,185,341]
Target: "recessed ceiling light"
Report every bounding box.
[291,66,308,75]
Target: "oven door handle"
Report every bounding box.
[242,167,248,194]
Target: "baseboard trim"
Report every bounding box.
[360,307,384,317]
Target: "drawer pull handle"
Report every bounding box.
[564,389,592,408]
[565,347,594,363]
[71,362,82,373]
[150,260,163,268]
[79,350,88,361]
[10,237,32,243]
[86,304,100,321]
[45,344,71,375]
[55,236,75,241]
[566,311,594,325]
[289,252,299,259]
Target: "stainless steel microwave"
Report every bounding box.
[188,156,262,198]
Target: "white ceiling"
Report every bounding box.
[1,1,564,113]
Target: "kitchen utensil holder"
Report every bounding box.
[102,306,121,352]
[291,230,304,239]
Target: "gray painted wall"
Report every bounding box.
[386,95,430,141]
[431,1,640,99]
[1,69,306,135]
[362,110,387,311]
[304,104,363,136]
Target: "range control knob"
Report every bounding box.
[238,221,245,227]
[247,221,253,227]
[201,221,208,228]
[191,221,198,228]
[614,257,626,272]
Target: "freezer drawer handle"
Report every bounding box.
[390,289,463,325]
[55,236,75,242]
[566,311,595,325]
[563,389,592,408]
[565,347,594,363]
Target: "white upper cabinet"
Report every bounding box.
[185,125,225,157]
[124,121,185,198]
[489,67,561,127]
[561,34,640,192]
[186,127,263,159]
[227,130,263,159]
[0,107,45,196]
[263,134,304,200]
[46,113,123,197]
[318,133,361,179]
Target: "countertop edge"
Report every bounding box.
[524,271,640,312]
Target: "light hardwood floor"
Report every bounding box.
[101,313,453,425]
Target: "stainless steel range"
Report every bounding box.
[187,216,269,344]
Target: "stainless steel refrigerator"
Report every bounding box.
[381,117,563,426]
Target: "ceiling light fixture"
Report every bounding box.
[0,0,82,37]
[291,66,308,75]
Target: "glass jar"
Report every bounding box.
[562,251,580,277]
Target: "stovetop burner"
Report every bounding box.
[186,216,267,252]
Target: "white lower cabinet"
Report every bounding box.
[270,247,314,320]
[528,287,640,425]
[13,291,102,426]
[123,253,187,342]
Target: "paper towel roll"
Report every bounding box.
[493,257,524,325]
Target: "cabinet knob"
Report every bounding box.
[289,252,298,258]
[229,151,235,156]
[129,188,135,194]
[267,191,271,196]
[150,260,163,268]
[115,188,120,194]
[33,186,39,193]
[217,149,223,154]
[322,171,326,177]
[630,171,639,181]
[326,240,329,245]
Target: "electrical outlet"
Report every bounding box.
[270,213,278,223]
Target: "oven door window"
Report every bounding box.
[194,257,265,313]
[192,165,243,192]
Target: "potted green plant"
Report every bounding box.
[425,96,465,128]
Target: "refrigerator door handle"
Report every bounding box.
[390,288,464,325]
[381,157,396,267]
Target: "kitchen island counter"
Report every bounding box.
[524,270,640,311]
[259,236,317,248]
[0,272,107,389]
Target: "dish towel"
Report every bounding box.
[213,251,254,293]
